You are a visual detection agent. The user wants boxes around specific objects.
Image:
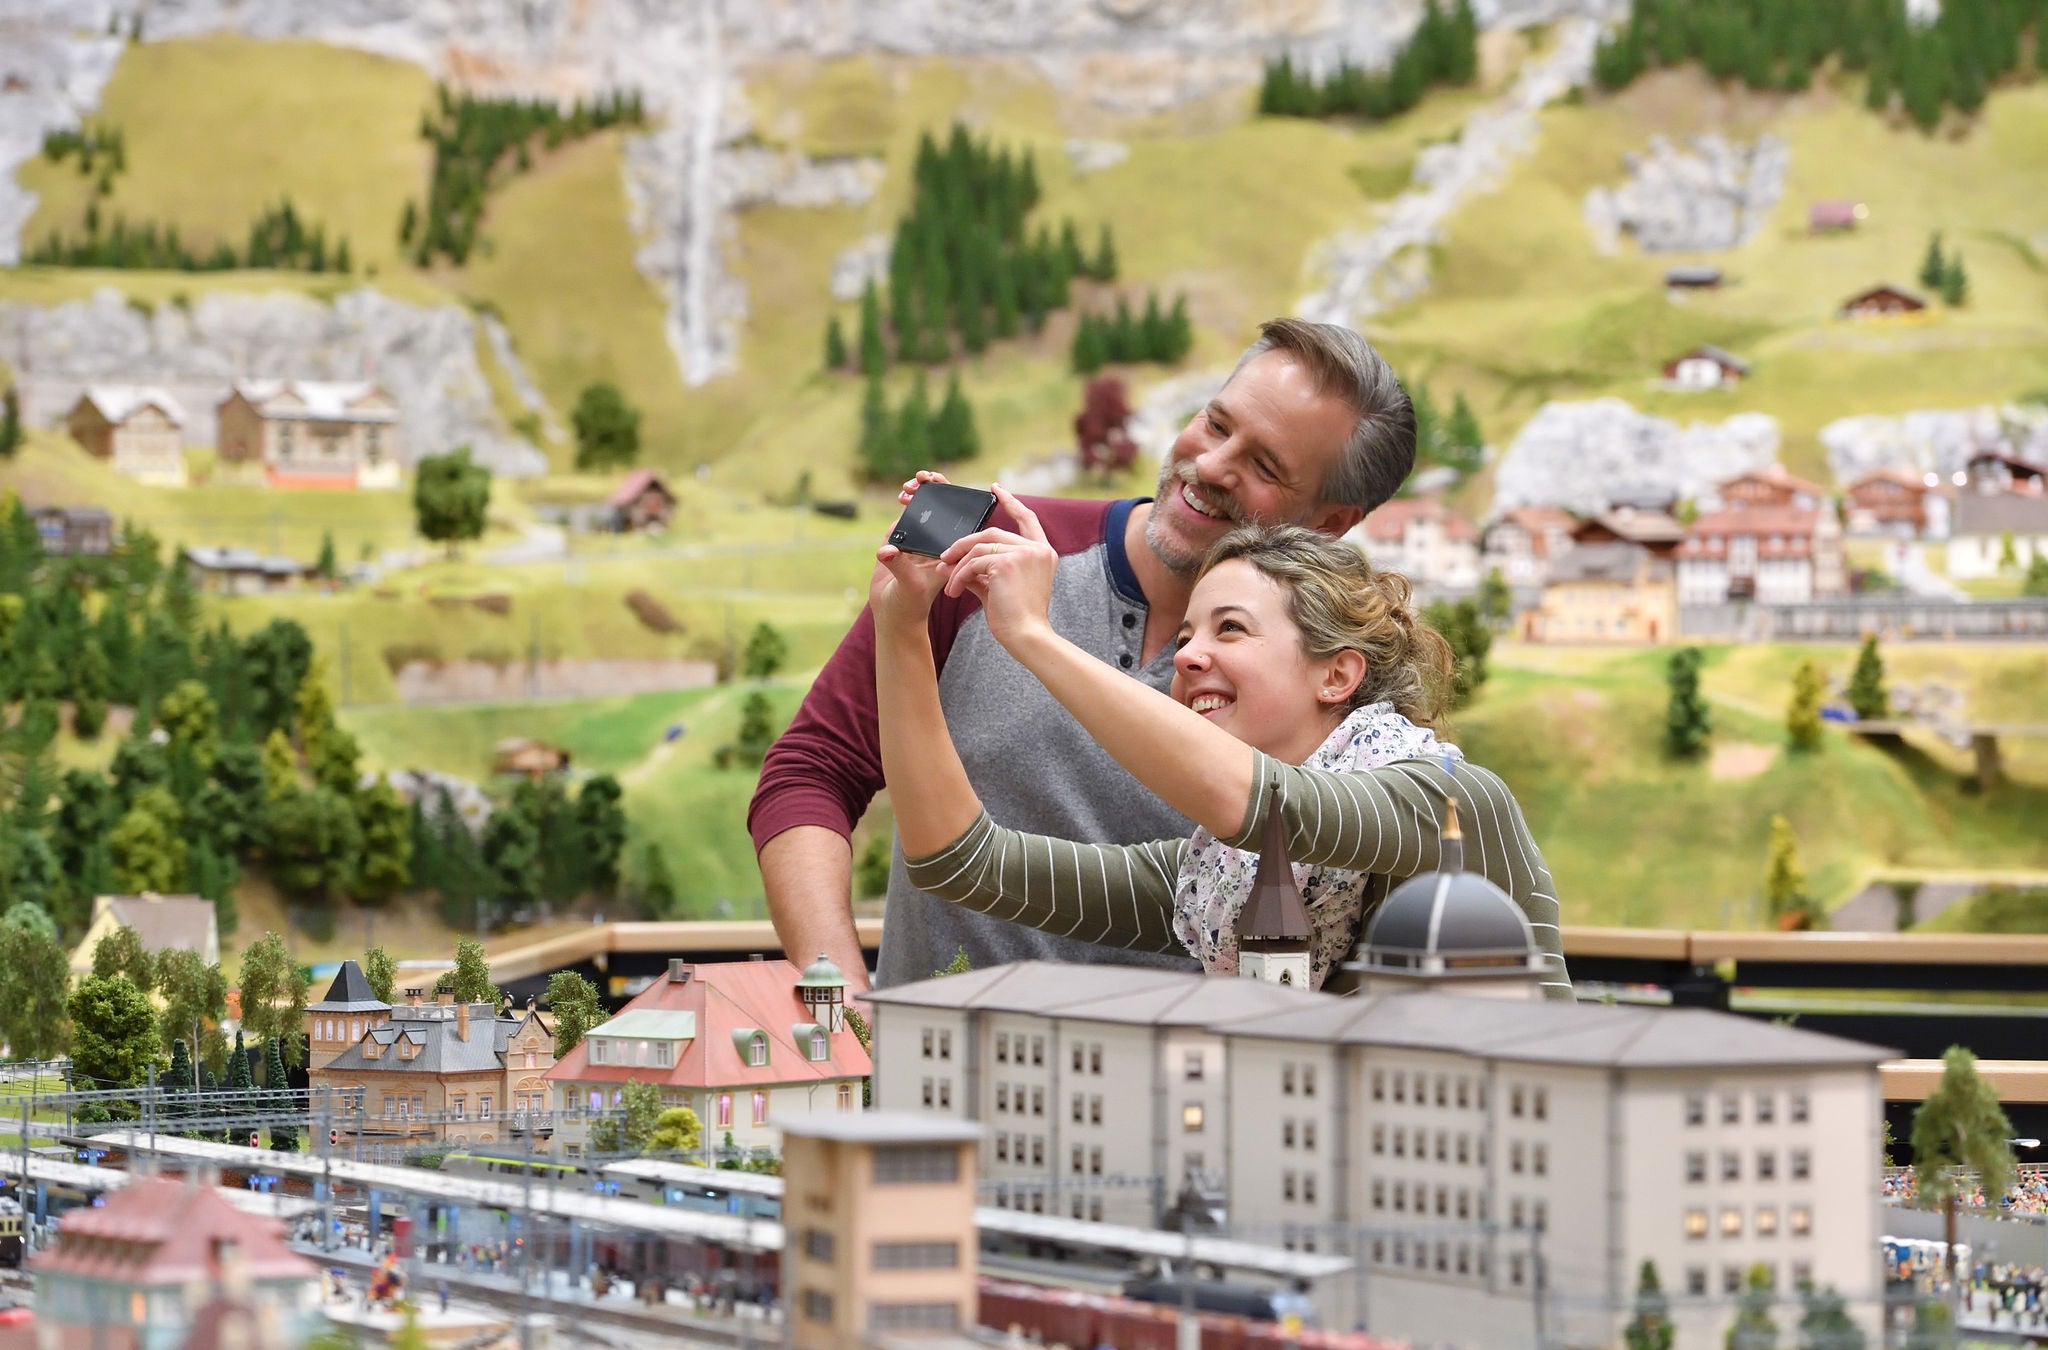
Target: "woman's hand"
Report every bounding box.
[941,484,1059,658]
[868,470,956,631]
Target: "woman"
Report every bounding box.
[871,480,1569,996]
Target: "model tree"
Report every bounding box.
[413,448,491,557]
[1846,637,1888,719]
[450,937,500,1005]
[645,1105,703,1156]
[572,382,641,470]
[1725,1263,1779,1350]
[157,948,228,1071]
[857,280,886,377]
[1623,1261,1674,1350]
[574,774,628,894]
[822,314,848,371]
[637,842,677,917]
[0,385,21,458]
[1074,377,1135,477]
[91,923,159,991]
[69,973,161,1090]
[1798,1285,1865,1350]
[355,776,414,904]
[1665,646,1711,759]
[1762,814,1816,931]
[741,622,787,681]
[1917,232,1946,291]
[363,946,398,1004]
[544,970,604,1056]
[1786,658,1824,752]
[109,787,187,893]
[1939,251,1968,307]
[227,1028,256,1145]
[1423,599,1491,709]
[0,908,70,1062]
[1912,1045,2014,1298]
[481,805,542,915]
[590,1079,662,1154]
[265,1035,299,1152]
[239,931,312,1068]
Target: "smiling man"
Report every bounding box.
[748,318,1419,989]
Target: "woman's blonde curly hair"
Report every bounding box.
[1199,523,1456,731]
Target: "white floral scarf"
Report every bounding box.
[1169,701,1461,989]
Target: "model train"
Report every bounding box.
[0,1197,25,1268]
[979,1277,1393,1350]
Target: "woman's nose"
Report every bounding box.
[1174,642,1208,675]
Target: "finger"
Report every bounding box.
[939,526,1031,565]
[991,484,1047,545]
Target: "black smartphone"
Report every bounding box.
[888,481,998,558]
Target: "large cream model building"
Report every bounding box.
[865,799,1889,1347]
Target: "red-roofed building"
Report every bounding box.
[1717,465,1828,512]
[1845,466,1943,538]
[1348,497,1479,589]
[1678,503,1846,604]
[606,469,676,533]
[544,956,870,1158]
[1481,506,1578,587]
[1839,285,1926,320]
[27,1176,318,1350]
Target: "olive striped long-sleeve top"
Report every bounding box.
[904,752,1574,1000]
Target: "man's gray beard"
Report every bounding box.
[1142,509,1208,579]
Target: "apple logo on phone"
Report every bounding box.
[919,509,932,524]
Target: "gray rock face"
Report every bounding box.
[1492,397,1779,515]
[1821,404,2048,482]
[830,233,891,302]
[0,18,126,265]
[1582,133,1788,255]
[1064,139,1129,177]
[0,286,546,476]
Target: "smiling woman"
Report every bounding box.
[870,501,1573,996]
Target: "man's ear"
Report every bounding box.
[1320,649,1368,705]
[1305,502,1365,538]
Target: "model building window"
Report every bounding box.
[717,1093,733,1127]
[1436,1131,1448,1162]
[1089,1096,1102,1125]
[1072,1095,1084,1124]
[1685,1209,1707,1239]
[1088,1197,1103,1221]
[996,1135,1009,1162]
[1435,1076,1447,1107]
[1371,1069,1385,1101]
[1789,1206,1812,1236]
[1031,1036,1045,1066]
[1720,1208,1742,1237]
[1510,1085,1525,1118]
[938,1081,951,1108]
[1393,1129,1406,1159]
[1372,1179,1386,1210]
[1510,1254,1525,1287]
[873,1241,959,1271]
[1723,1266,1743,1295]
[1685,1093,1706,1126]
[1071,1144,1084,1174]
[1372,1125,1385,1155]
[1089,1147,1103,1176]
[1456,1134,1470,1164]
[1435,1185,1448,1216]
[1304,1121,1317,1152]
[1532,1144,1547,1177]
[1185,1050,1204,1082]
[995,1033,1009,1063]
[1456,1077,1470,1108]
[1457,1190,1471,1219]
[752,1091,769,1126]
[1304,1173,1318,1204]
[1756,1207,1778,1236]
[1089,1045,1102,1075]
[1031,1087,1044,1117]
[1721,1151,1740,1182]
[803,1229,834,1262]
[873,1145,960,1185]
[1789,1092,1810,1124]
[452,1096,466,1119]
[1184,1104,1205,1133]
[1072,1044,1084,1073]
[1283,1119,1296,1148]
[1185,1151,1204,1176]
[922,1029,934,1059]
[1387,1070,1400,1103]
[1394,1182,1407,1212]
[1532,1087,1548,1121]
[1755,1091,1775,1124]
[1687,1268,1708,1297]
[938,1031,952,1061]
[1031,1137,1044,1166]
[1456,1244,1470,1275]
[1757,1150,1777,1181]
[837,1083,854,1112]
[1790,1149,1811,1181]
[479,1095,491,1118]
[869,1303,960,1333]
[1792,1261,1813,1289]
[1721,1095,1740,1125]
[1372,1240,1386,1263]
[1283,1064,1297,1096]
[802,1289,832,1322]
[1071,1196,1084,1219]
[922,1079,934,1108]
[996,1084,1010,1113]
[1510,1141,1524,1174]
[1283,1170,1296,1201]
[1685,1152,1705,1184]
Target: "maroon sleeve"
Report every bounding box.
[746,495,1118,851]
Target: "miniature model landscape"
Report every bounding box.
[2,0,2048,1345]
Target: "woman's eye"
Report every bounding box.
[1219,620,1245,634]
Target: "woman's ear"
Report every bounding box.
[1319,650,1367,706]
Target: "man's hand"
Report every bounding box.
[941,484,1059,657]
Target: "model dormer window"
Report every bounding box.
[732,1029,769,1067]
[810,1030,829,1062]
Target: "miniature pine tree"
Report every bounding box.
[315,530,337,580]
[1623,1261,1675,1350]
[858,279,887,377]
[1846,636,1888,719]
[1786,658,1825,752]
[0,385,20,459]
[1917,232,1946,291]
[1940,251,1968,306]
[1725,1263,1781,1350]
[1762,814,1813,930]
[264,1034,297,1151]
[1664,646,1711,759]
[823,313,849,371]
[858,372,893,480]
[895,372,931,478]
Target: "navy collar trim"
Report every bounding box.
[1104,498,1151,607]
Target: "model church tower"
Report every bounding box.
[1237,784,1313,987]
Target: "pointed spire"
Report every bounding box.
[1440,795,1464,875]
[1239,783,1312,949]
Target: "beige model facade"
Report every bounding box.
[216,380,401,488]
[781,1113,982,1349]
[64,386,188,486]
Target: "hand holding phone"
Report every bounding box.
[888,481,998,558]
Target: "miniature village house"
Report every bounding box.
[606,468,677,532]
[1663,265,1723,292]
[1845,467,1944,539]
[1839,284,1927,320]
[1568,504,1687,560]
[1519,541,1677,643]
[543,956,870,1159]
[180,546,314,597]
[492,737,572,778]
[1479,506,1576,588]
[215,380,401,489]
[1350,497,1480,591]
[1662,344,1750,391]
[1807,200,1863,233]
[30,505,112,557]
[1678,467,1846,605]
[308,965,556,1156]
[1947,490,2048,580]
[1716,464,1827,512]
[23,1174,320,1350]
[67,893,220,981]
[868,804,1889,1349]
[63,386,189,487]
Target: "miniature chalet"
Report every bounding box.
[1947,491,2048,580]
[64,386,188,487]
[309,967,556,1157]
[67,893,220,981]
[179,546,313,596]
[1663,265,1723,291]
[867,801,1889,1349]
[215,380,400,489]
[1568,505,1687,560]
[30,505,112,557]
[1678,468,1846,605]
[1807,200,1862,233]
[1480,506,1577,588]
[1662,344,1750,391]
[1350,496,1479,591]
[1839,285,1926,320]
[781,1112,984,1349]
[1845,467,1944,539]
[1519,541,1677,643]
[543,956,870,1159]
[25,1174,319,1350]
[607,468,677,532]
[1964,449,2046,496]
[492,737,572,778]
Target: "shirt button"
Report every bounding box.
[1118,654,1133,669]
[1122,613,1137,629]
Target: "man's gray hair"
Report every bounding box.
[1228,318,1416,513]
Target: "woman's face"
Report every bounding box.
[1170,558,1358,763]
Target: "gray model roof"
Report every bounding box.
[1952,491,2048,539]
[862,960,1324,1027]
[1548,541,1669,585]
[1227,991,1893,1070]
[308,960,391,1014]
[779,1111,985,1145]
[322,1006,535,1076]
[1364,870,1536,957]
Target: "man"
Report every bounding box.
[748,318,1416,990]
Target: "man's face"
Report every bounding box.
[1144,350,1364,577]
